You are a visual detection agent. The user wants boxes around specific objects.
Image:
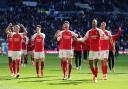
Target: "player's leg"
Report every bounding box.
[21,51,24,67]
[24,54,28,66]
[8,57,13,76]
[23,51,28,67]
[67,58,72,80]
[111,52,115,72]
[35,59,39,77]
[16,59,21,78]
[83,51,88,62]
[78,51,82,69]
[12,51,17,78]
[34,52,40,77]
[31,51,35,65]
[62,58,67,80]
[108,51,112,71]
[88,51,95,77]
[61,50,68,80]
[21,56,23,67]
[8,51,13,76]
[102,59,108,80]
[40,52,45,77]
[101,51,108,80]
[16,52,21,78]
[67,50,73,79]
[94,59,98,82]
[59,50,64,69]
[74,50,78,70]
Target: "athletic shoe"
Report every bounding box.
[16,74,20,78]
[93,75,97,83]
[31,61,35,66]
[103,74,108,80]
[37,74,39,78]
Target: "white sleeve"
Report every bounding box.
[107,31,112,37]
[19,33,24,38]
[10,32,15,37]
[26,37,29,44]
[57,36,61,41]
[71,31,78,37]
[77,31,89,42]
[40,33,45,39]
[32,34,36,40]
[57,31,62,39]
[98,29,109,40]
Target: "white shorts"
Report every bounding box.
[8,51,13,57]
[59,50,74,59]
[59,50,63,58]
[88,51,101,60]
[21,50,27,55]
[12,51,22,60]
[34,51,45,59]
[99,50,109,59]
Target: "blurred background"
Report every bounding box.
[0,0,128,53]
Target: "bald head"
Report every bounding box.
[92,19,97,28]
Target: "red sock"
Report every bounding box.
[9,58,13,74]
[104,65,108,74]
[12,60,16,74]
[61,60,63,68]
[63,61,67,76]
[95,67,98,77]
[36,61,39,74]
[68,63,72,76]
[90,67,95,75]
[102,65,105,75]
[41,61,44,70]
[17,59,21,74]
[102,65,108,75]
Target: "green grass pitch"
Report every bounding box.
[0,54,128,89]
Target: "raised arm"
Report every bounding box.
[112,27,122,41]
[71,31,78,38]
[5,23,13,34]
[19,24,27,33]
[98,28,111,40]
[77,30,89,42]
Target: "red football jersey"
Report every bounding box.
[22,36,28,50]
[100,30,111,50]
[82,39,90,51]
[12,33,23,51]
[73,39,82,51]
[85,28,105,51]
[27,39,31,51]
[59,30,78,50]
[32,33,45,52]
[109,30,122,51]
[7,34,13,51]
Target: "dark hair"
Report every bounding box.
[64,21,70,24]
[36,25,42,28]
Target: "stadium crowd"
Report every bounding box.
[0,0,128,50]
